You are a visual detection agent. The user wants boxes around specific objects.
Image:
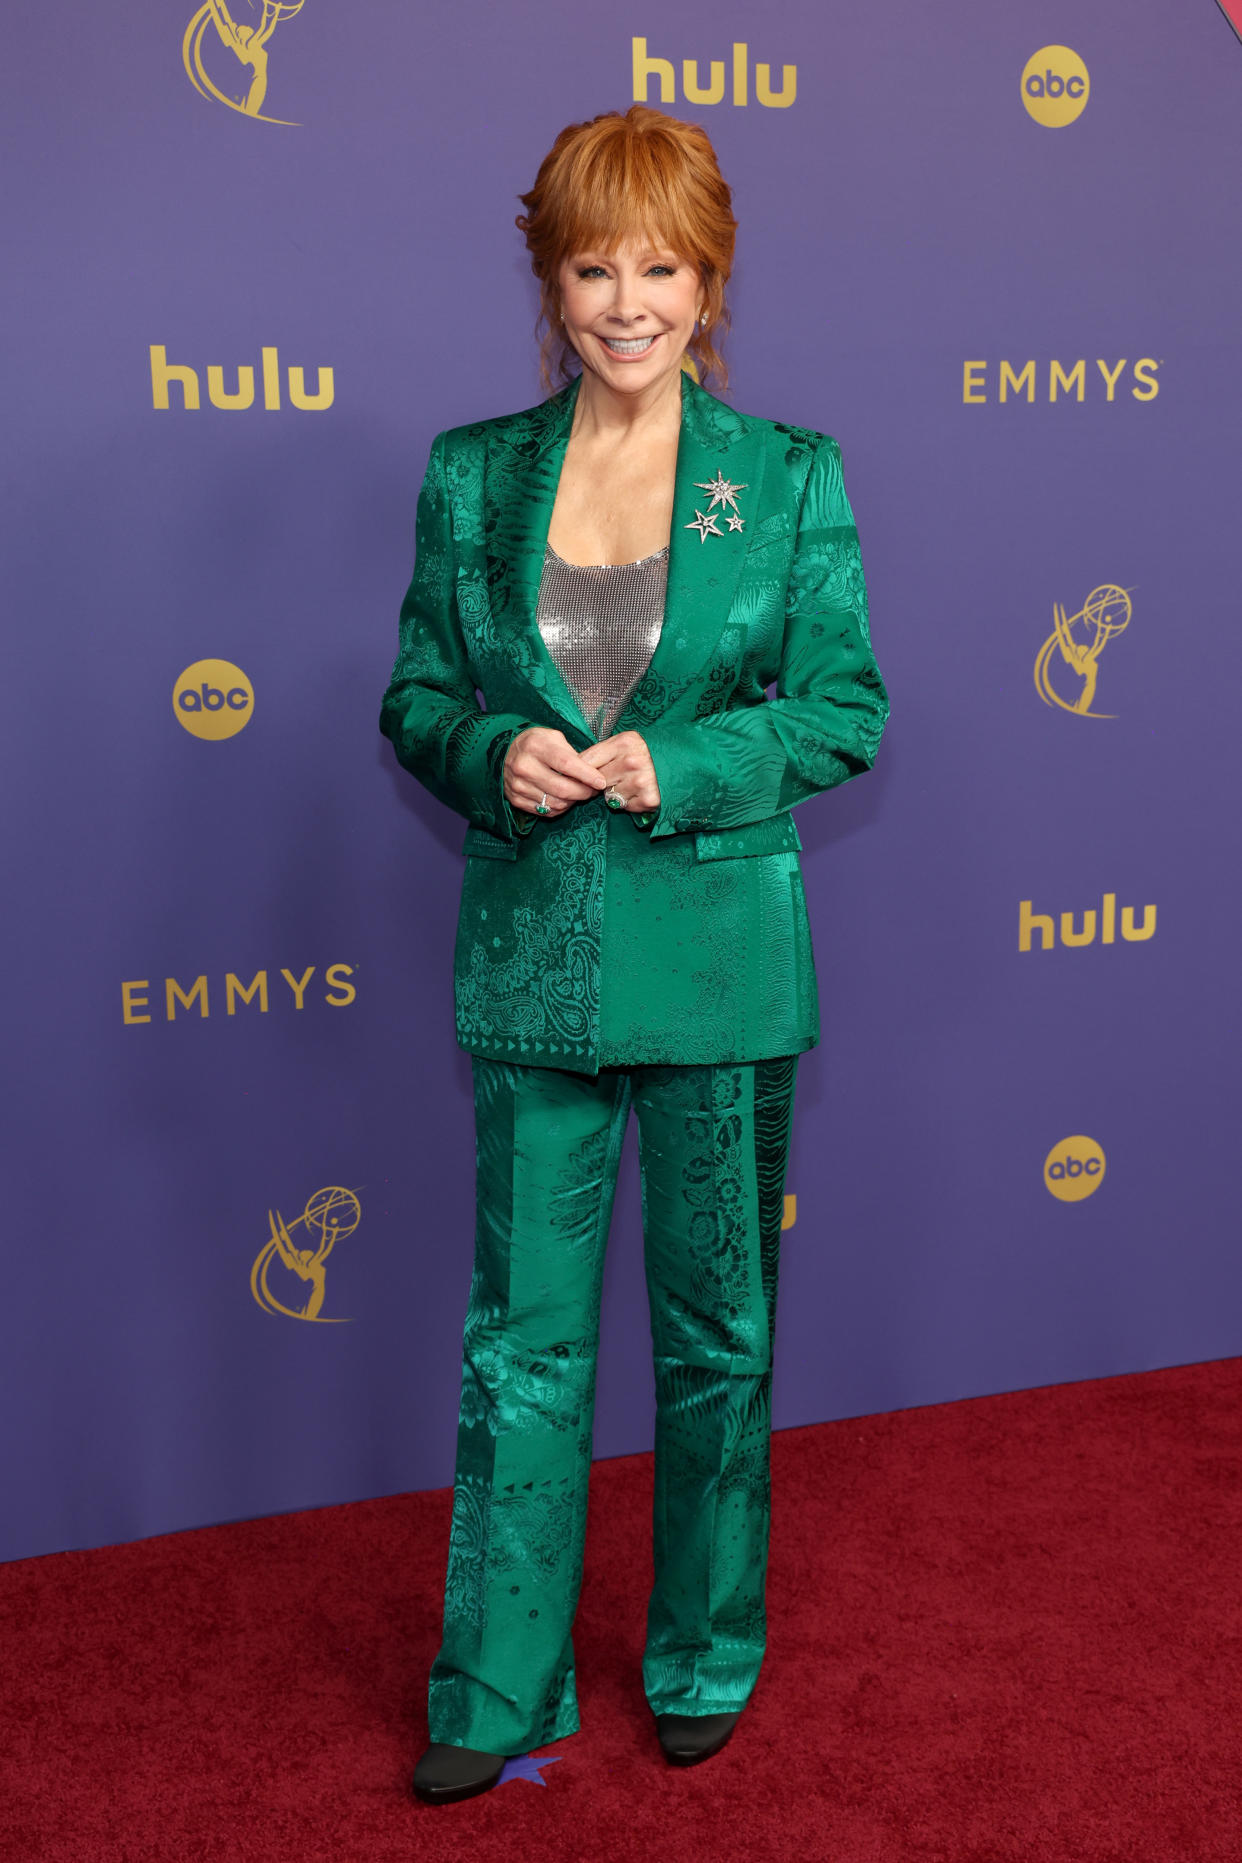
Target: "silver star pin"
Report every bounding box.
[726,512,745,532]
[694,469,749,516]
[685,509,723,542]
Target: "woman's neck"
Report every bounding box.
[570,365,683,444]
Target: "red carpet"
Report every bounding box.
[3,1358,1241,1862]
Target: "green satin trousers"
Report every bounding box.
[427,1052,799,1755]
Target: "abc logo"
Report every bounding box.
[1021,46,1089,128]
[173,658,253,740]
[1044,1135,1106,1202]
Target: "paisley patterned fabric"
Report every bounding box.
[426,1052,799,1755]
[378,370,889,1075]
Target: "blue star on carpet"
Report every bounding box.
[497,1752,564,1788]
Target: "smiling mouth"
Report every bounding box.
[600,334,659,356]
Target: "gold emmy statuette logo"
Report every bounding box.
[173,659,253,739]
[782,1194,796,1231]
[1021,46,1089,127]
[183,0,307,126]
[1034,584,1132,719]
[251,1186,363,1321]
[1043,1136,1106,1202]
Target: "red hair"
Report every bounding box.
[516,105,737,391]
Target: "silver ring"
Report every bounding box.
[604,786,625,811]
[536,792,550,815]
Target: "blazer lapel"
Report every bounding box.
[483,366,764,739]
[483,372,592,738]
[619,370,766,729]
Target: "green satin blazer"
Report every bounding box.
[379,368,889,1075]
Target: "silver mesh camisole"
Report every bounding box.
[535,542,668,740]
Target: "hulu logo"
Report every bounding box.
[632,37,796,108]
[1018,893,1156,952]
[149,345,334,411]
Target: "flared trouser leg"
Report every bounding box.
[633,1057,799,1717]
[427,1056,632,1755]
[426,1052,799,1750]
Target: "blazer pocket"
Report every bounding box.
[461,825,519,862]
[693,814,803,861]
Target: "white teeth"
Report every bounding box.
[603,336,656,354]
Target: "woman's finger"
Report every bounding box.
[510,761,599,803]
[507,744,587,790]
[544,741,608,789]
[583,746,626,783]
[506,727,602,787]
[510,783,570,816]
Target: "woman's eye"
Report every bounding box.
[647,265,676,276]
[577,265,607,279]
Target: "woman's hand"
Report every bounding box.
[504,727,609,817]
[579,731,661,814]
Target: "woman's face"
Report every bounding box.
[556,237,702,400]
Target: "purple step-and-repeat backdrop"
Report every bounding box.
[3,3,1240,1564]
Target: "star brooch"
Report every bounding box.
[685,468,748,541]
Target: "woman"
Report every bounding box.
[379,103,889,1805]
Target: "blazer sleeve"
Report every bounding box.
[639,435,889,838]
[379,431,538,841]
